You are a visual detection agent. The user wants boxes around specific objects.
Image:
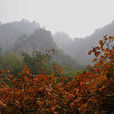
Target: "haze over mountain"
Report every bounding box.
[0,19,40,50]
[53,20,114,65]
[0,20,81,70]
[0,19,114,68]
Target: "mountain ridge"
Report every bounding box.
[0,19,114,67]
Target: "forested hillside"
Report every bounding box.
[0,19,40,50]
[0,20,83,74]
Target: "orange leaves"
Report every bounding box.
[51,48,56,55]
[39,87,44,92]
[24,76,29,81]
[0,65,113,113]
[24,65,27,68]
[9,75,13,78]
[111,36,114,40]
[82,103,88,108]
[0,101,7,108]
[92,58,97,62]
[99,40,104,48]
[95,51,100,57]
[101,55,105,60]
[45,48,56,56]
[53,64,63,73]
[0,35,113,113]
[88,50,92,55]
[26,70,29,74]
[99,85,106,92]
[105,70,109,74]
[23,95,29,101]
[12,78,17,82]
[102,49,106,53]
[89,36,114,75]
[96,46,100,50]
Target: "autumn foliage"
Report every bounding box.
[0,36,114,113]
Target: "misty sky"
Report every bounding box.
[0,0,114,38]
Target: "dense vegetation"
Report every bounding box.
[0,35,113,113]
[0,20,83,71]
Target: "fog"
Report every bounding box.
[0,0,114,38]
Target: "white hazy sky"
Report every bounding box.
[0,0,114,38]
